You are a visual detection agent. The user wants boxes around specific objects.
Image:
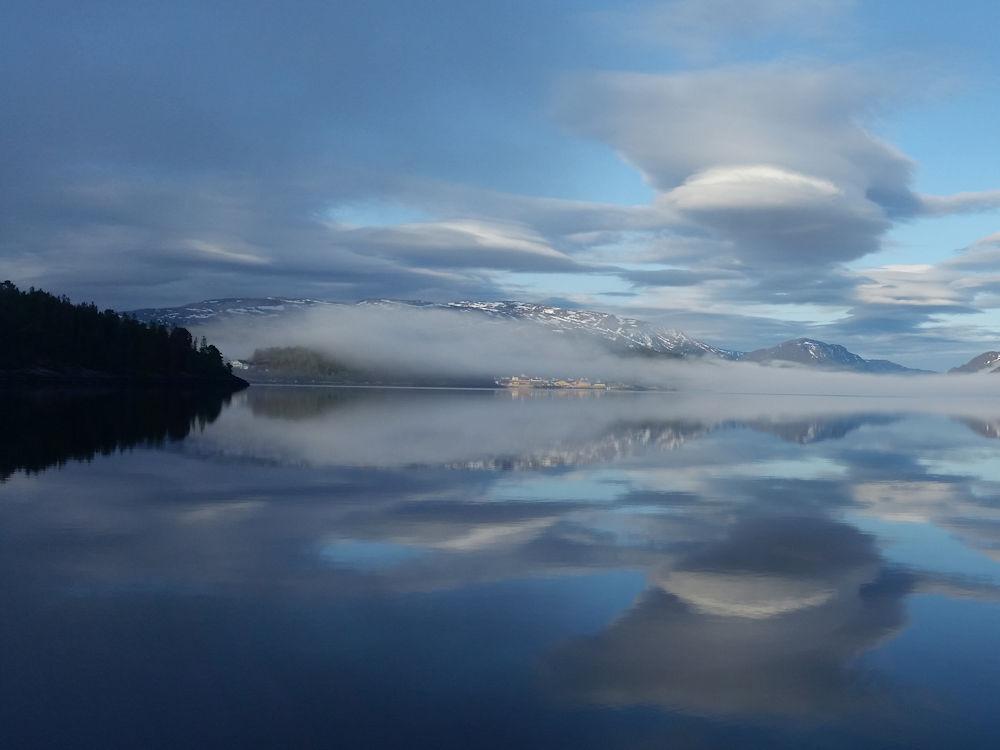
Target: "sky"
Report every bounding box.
[2,0,1000,369]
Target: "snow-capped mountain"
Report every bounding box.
[131,297,738,360]
[358,299,740,359]
[129,297,339,326]
[744,338,922,374]
[950,351,1000,374]
[451,301,739,358]
[129,299,930,374]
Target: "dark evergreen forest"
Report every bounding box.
[0,281,243,384]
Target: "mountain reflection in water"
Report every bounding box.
[3,386,1000,749]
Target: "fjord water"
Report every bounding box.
[4,387,1000,748]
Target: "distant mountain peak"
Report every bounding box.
[950,351,1000,374]
[745,338,921,374]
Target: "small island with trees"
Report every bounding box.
[0,281,247,389]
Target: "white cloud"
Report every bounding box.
[556,65,914,267]
[660,164,886,264]
[855,264,966,308]
[666,166,843,211]
[856,234,1000,311]
[185,239,272,266]
[557,65,910,194]
[598,0,854,61]
[920,191,1000,216]
[334,218,579,271]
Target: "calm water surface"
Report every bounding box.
[4,386,1000,748]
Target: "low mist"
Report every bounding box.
[197,305,1000,398]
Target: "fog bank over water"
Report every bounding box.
[188,387,1000,470]
[7,386,1000,747]
[195,305,1000,396]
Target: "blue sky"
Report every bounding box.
[1,0,999,368]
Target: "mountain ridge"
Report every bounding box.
[130,297,940,374]
[744,338,928,374]
[131,297,741,361]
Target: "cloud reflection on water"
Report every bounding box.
[5,386,1000,744]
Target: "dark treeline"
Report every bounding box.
[0,281,241,384]
[250,346,359,380]
[247,345,494,387]
[0,388,234,480]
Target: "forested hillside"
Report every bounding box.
[0,281,245,386]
